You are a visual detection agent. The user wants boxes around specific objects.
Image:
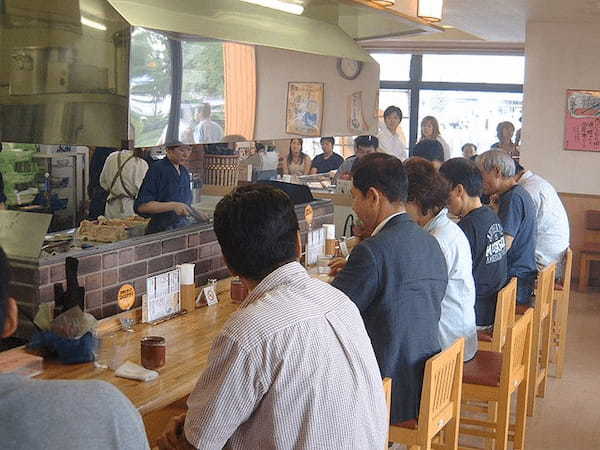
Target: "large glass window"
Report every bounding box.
[371,53,411,81]
[130,28,172,147]
[422,54,525,84]
[419,90,523,158]
[373,53,524,150]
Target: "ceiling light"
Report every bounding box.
[417,0,443,22]
[81,16,107,31]
[239,0,304,15]
[371,0,395,6]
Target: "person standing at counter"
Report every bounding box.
[282,138,311,176]
[158,185,388,449]
[420,116,452,161]
[0,247,149,450]
[377,106,408,161]
[100,147,148,219]
[193,103,224,144]
[88,147,117,219]
[330,153,448,425]
[134,142,194,234]
[334,135,378,181]
[310,137,343,174]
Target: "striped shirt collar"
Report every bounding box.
[241,261,307,308]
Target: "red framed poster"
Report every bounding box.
[565,89,600,152]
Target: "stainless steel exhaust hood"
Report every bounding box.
[1,0,440,147]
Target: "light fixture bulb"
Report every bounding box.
[418,0,444,22]
[371,0,395,6]
[239,0,304,15]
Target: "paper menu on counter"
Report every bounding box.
[143,269,181,323]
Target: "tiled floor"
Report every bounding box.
[525,289,600,449]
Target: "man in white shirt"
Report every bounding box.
[158,185,388,450]
[193,103,224,144]
[516,164,570,273]
[377,106,408,161]
[100,147,148,219]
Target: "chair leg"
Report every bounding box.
[485,401,497,450]
[556,291,570,378]
[527,322,541,417]
[578,256,589,292]
[513,380,529,450]
[443,417,459,450]
[537,315,552,398]
[494,396,511,450]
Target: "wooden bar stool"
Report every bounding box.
[459,309,533,450]
[516,263,556,417]
[477,278,517,352]
[388,338,465,450]
[552,248,572,378]
[578,210,600,292]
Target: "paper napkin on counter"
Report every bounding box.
[115,361,159,382]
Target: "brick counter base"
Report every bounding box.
[8,201,334,336]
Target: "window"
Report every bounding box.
[371,53,411,81]
[419,90,523,158]
[422,54,525,84]
[130,27,172,147]
[374,53,524,150]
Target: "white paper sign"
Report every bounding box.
[204,286,219,306]
[143,269,181,322]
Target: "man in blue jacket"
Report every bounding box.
[331,153,448,425]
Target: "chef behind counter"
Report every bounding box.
[134,141,208,234]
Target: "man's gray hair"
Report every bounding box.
[477,150,516,178]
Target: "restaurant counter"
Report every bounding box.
[7,198,334,339]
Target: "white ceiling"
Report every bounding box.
[435,0,600,43]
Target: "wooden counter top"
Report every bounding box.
[33,289,239,416]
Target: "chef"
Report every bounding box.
[134,141,196,234]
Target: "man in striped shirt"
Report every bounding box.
[158,185,388,450]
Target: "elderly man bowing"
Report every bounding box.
[331,153,448,425]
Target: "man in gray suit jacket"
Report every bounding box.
[331,153,448,425]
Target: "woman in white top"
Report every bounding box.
[404,157,478,361]
[420,116,451,161]
[282,138,311,176]
[100,147,148,219]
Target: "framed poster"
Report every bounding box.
[565,89,600,152]
[286,82,324,136]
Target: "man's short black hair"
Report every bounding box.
[412,140,445,163]
[439,157,484,197]
[320,137,335,146]
[383,106,403,121]
[0,247,10,331]
[213,185,299,282]
[354,135,379,149]
[352,153,408,203]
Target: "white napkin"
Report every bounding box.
[114,361,159,382]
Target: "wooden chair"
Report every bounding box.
[516,263,556,417]
[477,278,517,352]
[578,210,600,292]
[383,378,392,450]
[460,309,533,450]
[388,338,465,450]
[552,248,572,378]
